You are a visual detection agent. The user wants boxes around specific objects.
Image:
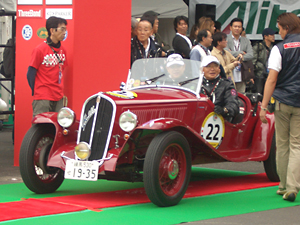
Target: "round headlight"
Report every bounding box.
[57,107,75,128]
[119,110,137,132]
[75,142,91,160]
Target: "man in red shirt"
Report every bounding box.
[27,16,68,117]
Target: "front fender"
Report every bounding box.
[249,112,275,161]
[137,118,191,130]
[116,118,224,164]
[32,112,79,169]
[137,118,217,152]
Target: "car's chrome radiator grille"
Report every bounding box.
[79,95,114,161]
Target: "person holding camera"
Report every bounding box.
[211,32,243,88]
[252,28,275,95]
[226,18,254,93]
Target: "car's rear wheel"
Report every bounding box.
[143,131,191,207]
[263,132,280,182]
[19,124,64,193]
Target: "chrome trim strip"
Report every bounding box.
[76,92,117,166]
[61,151,113,164]
[95,153,113,164]
[96,93,117,167]
[61,151,72,160]
[89,95,100,144]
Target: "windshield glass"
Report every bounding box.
[128,58,203,93]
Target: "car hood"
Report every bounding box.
[104,87,198,105]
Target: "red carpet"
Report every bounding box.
[0,173,278,222]
[0,198,86,222]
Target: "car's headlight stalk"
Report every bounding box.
[119,110,137,132]
[57,107,75,128]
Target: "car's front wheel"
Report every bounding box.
[263,132,279,182]
[19,124,64,193]
[143,131,191,207]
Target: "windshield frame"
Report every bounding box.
[127,58,203,98]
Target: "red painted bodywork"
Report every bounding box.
[33,87,275,174]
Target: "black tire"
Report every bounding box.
[19,124,64,193]
[143,131,191,207]
[263,132,280,182]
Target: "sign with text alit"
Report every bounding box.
[189,0,300,40]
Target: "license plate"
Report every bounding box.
[64,159,99,181]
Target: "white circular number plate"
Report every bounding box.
[201,112,225,149]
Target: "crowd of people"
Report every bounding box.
[131,12,276,96]
[131,11,300,203]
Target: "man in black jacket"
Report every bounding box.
[252,28,275,94]
[130,17,160,67]
[142,10,171,56]
[200,55,239,121]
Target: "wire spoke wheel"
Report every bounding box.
[144,131,191,207]
[19,124,64,193]
[159,143,187,196]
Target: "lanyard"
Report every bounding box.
[48,45,63,64]
[199,44,209,55]
[202,79,220,102]
[136,38,150,59]
[48,44,63,83]
[234,39,240,51]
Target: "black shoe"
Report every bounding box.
[283,192,297,202]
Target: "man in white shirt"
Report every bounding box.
[190,29,213,62]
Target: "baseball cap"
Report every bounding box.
[143,10,160,17]
[201,55,220,67]
[166,54,184,67]
[262,28,275,37]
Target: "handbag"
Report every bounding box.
[241,60,255,81]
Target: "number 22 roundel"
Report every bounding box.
[201,112,225,149]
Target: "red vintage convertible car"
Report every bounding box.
[19,58,278,207]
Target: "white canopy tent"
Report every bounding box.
[0,0,16,11]
[132,0,188,49]
[131,0,188,18]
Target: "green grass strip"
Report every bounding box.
[2,186,299,225]
[0,167,253,203]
